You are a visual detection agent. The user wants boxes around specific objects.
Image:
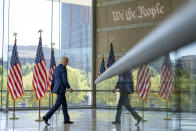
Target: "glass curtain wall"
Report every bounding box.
[0,0,92,110]
[8,0,53,109]
[60,2,92,106]
[96,41,196,112]
[0,0,3,109]
[132,42,196,112]
[95,0,196,113]
[1,0,10,110]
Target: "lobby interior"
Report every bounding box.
[1,0,196,131]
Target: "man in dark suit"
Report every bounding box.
[43,57,73,125]
[112,70,142,126]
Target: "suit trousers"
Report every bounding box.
[45,94,70,121]
[115,94,141,122]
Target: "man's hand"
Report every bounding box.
[69,88,73,93]
[112,89,116,94]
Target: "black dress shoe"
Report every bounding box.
[64,121,74,124]
[112,121,121,124]
[42,116,50,125]
[135,118,142,126]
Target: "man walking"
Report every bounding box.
[43,57,73,125]
[112,70,142,126]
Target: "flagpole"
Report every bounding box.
[163,100,171,120]
[142,101,147,122]
[38,29,43,38]
[35,100,42,121]
[10,33,18,120]
[10,100,18,120]
[35,29,43,122]
[51,45,55,107]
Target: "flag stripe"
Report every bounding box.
[12,65,23,91]
[159,54,174,101]
[34,65,45,96]
[48,49,56,90]
[38,62,47,84]
[7,43,23,100]
[138,66,147,93]
[136,65,151,101]
[33,69,43,99]
[16,63,22,81]
[10,66,21,97]
[33,77,41,99]
[32,37,48,100]
[8,76,16,99]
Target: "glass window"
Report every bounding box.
[96,77,118,107]
[96,41,196,112]
[60,3,92,90]
[0,0,3,108]
[0,0,93,109]
[172,42,196,112]
[8,0,52,108]
[60,2,92,106]
[1,0,10,109]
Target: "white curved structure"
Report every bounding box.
[95,1,196,84]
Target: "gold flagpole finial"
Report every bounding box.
[51,42,55,47]
[38,29,43,37]
[13,32,17,44]
[13,32,17,37]
[101,50,104,59]
[108,36,114,44]
[51,43,55,51]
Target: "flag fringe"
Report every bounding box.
[7,85,24,101]
[32,83,48,101]
[136,84,151,102]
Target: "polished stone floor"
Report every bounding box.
[0,109,196,131]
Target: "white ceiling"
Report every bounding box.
[51,0,92,6]
[62,0,91,6]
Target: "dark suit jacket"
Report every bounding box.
[51,64,71,94]
[115,71,134,95]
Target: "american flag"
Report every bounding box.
[136,65,151,101]
[159,54,174,101]
[98,57,106,76]
[32,37,48,100]
[7,41,24,100]
[48,49,56,90]
[107,43,115,68]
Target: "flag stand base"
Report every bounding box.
[10,101,18,120]
[163,101,171,120]
[35,117,43,122]
[141,101,148,123]
[10,115,19,120]
[163,117,172,120]
[142,119,148,122]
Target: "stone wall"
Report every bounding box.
[96,0,187,75]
